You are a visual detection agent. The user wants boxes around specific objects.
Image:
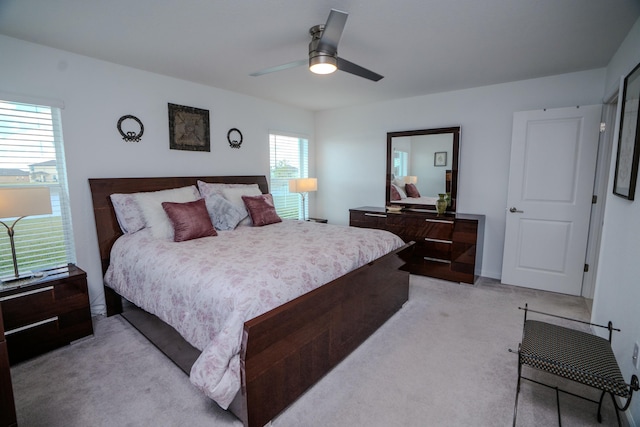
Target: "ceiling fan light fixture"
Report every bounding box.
[309,54,337,75]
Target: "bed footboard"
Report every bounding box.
[231,242,413,427]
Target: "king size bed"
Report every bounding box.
[89,175,413,427]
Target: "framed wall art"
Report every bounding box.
[613,62,640,200]
[168,103,210,152]
[434,151,447,167]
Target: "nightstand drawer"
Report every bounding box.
[1,277,88,332]
[0,265,93,365]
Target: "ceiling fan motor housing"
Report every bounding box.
[308,24,337,72]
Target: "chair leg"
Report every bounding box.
[513,346,522,427]
[609,393,622,427]
[597,390,606,423]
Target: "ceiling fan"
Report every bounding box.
[250,9,383,82]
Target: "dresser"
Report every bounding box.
[0,264,93,365]
[350,207,484,284]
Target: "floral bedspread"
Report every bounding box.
[104,220,404,408]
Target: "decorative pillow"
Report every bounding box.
[241,194,282,226]
[405,183,421,198]
[390,185,401,201]
[197,181,260,198]
[221,186,263,226]
[203,193,247,230]
[391,184,407,199]
[135,185,200,240]
[110,193,145,234]
[161,199,217,242]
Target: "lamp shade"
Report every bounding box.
[403,176,418,184]
[288,178,318,193]
[0,187,52,219]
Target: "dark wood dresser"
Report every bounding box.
[0,264,93,365]
[0,302,17,427]
[350,206,484,284]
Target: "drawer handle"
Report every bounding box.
[424,238,453,244]
[423,257,452,264]
[364,213,387,218]
[5,316,58,336]
[0,285,54,302]
[425,219,454,224]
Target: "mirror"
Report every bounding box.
[386,127,460,212]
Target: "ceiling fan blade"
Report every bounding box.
[250,59,307,77]
[336,57,384,82]
[317,9,348,54]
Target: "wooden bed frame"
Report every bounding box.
[89,175,413,427]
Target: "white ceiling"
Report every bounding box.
[1,0,639,111]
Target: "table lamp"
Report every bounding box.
[288,178,317,220]
[0,187,52,284]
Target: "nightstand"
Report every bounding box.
[0,303,17,427]
[307,217,328,223]
[0,264,93,365]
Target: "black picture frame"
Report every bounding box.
[168,103,210,152]
[434,151,447,167]
[613,62,640,200]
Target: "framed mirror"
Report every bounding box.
[386,127,460,212]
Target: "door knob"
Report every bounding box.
[509,207,524,213]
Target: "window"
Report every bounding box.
[269,133,309,219]
[0,99,76,278]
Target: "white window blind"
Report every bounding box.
[269,133,309,219]
[0,100,76,277]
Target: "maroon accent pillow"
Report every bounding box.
[241,194,282,226]
[161,199,217,242]
[405,183,421,198]
[390,185,401,201]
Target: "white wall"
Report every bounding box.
[0,35,314,315]
[315,70,606,278]
[593,17,640,425]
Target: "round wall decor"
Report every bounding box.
[117,115,144,142]
[227,128,243,149]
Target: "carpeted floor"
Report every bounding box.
[10,275,624,426]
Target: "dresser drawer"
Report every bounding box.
[386,215,454,240]
[350,210,388,229]
[415,239,452,261]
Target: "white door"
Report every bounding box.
[501,105,602,295]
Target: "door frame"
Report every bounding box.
[582,97,618,300]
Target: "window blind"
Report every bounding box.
[0,100,76,277]
[269,133,309,219]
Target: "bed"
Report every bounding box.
[89,175,413,427]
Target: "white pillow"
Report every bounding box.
[197,181,260,198]
[135,185,200,239]
[221,185,263,226]
[391,183,407,199]
[110,193,145,234]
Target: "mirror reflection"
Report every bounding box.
[386,127,459,211]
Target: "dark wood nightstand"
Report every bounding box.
[0,303,17,427]
[0,264,93,365]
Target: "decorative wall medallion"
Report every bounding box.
[168,103,210,152]
[227,128,243,149]
[117,115,144,142]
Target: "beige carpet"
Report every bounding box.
[10,275,623,426]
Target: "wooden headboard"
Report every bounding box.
[88,175,269,275]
